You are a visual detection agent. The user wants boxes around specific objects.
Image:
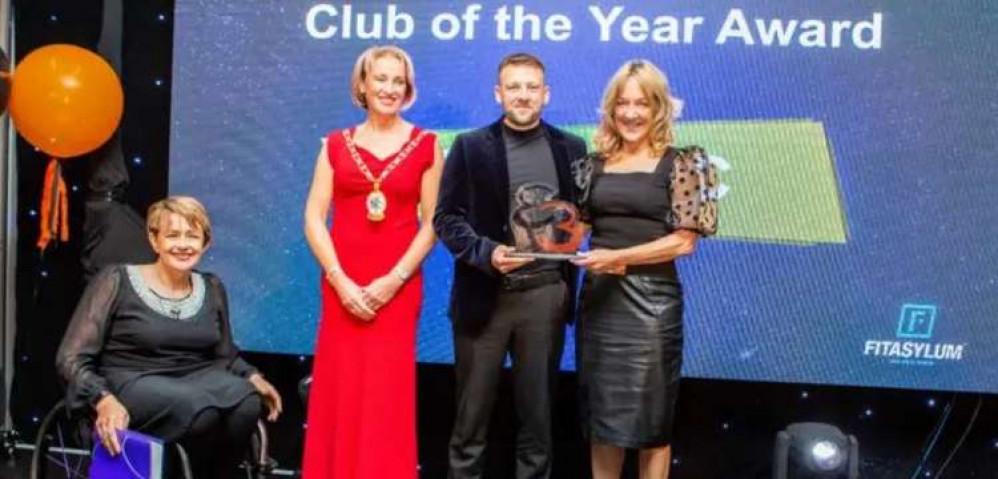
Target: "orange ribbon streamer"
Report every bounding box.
[37,158,69,250]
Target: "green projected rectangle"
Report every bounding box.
[436,120,847,245]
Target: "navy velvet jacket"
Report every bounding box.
[433,120,587,326]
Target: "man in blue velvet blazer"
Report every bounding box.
[433,53,587,479]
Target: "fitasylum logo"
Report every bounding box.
[862,304,966,366]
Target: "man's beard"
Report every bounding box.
[504,106,541,128]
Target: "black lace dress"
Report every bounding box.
[56,265,257,441]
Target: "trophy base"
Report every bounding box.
[508,252,584,261]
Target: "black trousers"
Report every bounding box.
[448,280,569,479]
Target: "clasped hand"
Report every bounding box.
[330,273,403,321]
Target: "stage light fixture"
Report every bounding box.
[773,423,858,479]
[810,440,843,470]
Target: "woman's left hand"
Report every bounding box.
[363,275,404,311]
[248,373,283,422]
[572,249,627,275]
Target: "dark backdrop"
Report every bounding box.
[7,1,997,477]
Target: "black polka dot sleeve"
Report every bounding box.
[669,146,718,236]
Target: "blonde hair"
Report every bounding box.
[147,196,212,246]
[594,60,675,158]
[350,45,417,110]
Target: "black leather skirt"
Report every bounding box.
[577,271,683,448]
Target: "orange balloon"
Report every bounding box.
[9,44,124,159]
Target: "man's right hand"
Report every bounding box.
[491,245,534,274]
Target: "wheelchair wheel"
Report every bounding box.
[30,400,93,479]
[30,400,193,479]
[244,420,275,479]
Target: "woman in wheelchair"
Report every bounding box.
[55,196,282,477]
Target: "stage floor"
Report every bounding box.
[9,360,998,478]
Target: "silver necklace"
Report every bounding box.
[147,285,192,319]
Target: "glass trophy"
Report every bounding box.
[508,183,586,260]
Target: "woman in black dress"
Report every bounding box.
[56,196,283,477]
[572,60,718,479]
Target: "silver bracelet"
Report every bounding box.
[392,266,410,282]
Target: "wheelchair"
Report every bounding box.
[30,399,273,479]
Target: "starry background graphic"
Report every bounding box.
[170,0,998,392]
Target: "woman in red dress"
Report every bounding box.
[301,45,443,478]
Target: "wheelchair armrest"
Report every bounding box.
[298,375,312,407]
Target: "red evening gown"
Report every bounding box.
[302,126,434,478]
